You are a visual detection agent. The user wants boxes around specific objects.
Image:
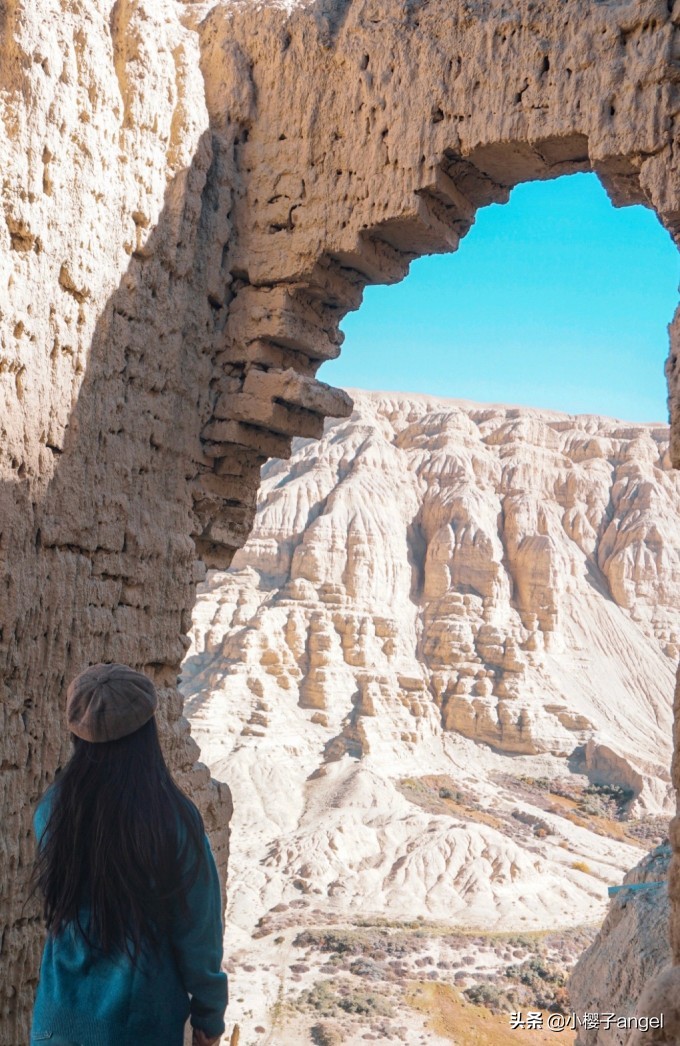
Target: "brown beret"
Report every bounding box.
[66,663,158,743]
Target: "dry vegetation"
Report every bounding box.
[398,772,669,849]
[408,983,577,1044]
[396,776,507,831]
[507,775,669,847]
[282,918,594,1041]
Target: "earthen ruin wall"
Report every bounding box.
[3,0,680,1039]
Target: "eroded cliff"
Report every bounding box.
[183,392,678,1041]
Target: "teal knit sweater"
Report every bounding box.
[30,787,228,1046]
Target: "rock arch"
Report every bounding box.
[3,0,680,1038]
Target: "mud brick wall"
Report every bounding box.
[3,0,680,1039]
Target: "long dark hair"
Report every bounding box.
[29,716,205,963]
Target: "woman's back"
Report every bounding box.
[30,664,228,1046]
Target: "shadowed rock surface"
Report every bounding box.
[570,843,672,1046]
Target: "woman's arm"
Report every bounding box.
[170,831,228,1040]
[192,1028,223,1046]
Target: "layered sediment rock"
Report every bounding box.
[188,392,678,787]
[184,392,679,1034]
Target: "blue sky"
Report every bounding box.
[321,172,679,423]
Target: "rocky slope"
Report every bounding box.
[183,391,679,1042]
[570,843,672,1046]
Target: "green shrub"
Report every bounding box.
[463,983,518,1013]
[311,1022,344,1045]
[339,991,393,1016]
[298,979,394,1019]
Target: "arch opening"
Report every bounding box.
[184,160,680,1038]
[323,171,680,422]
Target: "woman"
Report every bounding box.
[29,663,228,1046]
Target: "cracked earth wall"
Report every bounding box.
[3,0,680,1039]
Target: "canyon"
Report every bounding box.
[184,391,678,1043]
[4,0,680,1038]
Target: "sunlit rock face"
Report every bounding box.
[186,389,678,774]
[183,392,678,1035]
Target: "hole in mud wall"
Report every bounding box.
[328,172,679,421]
[181,171,680,1041]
